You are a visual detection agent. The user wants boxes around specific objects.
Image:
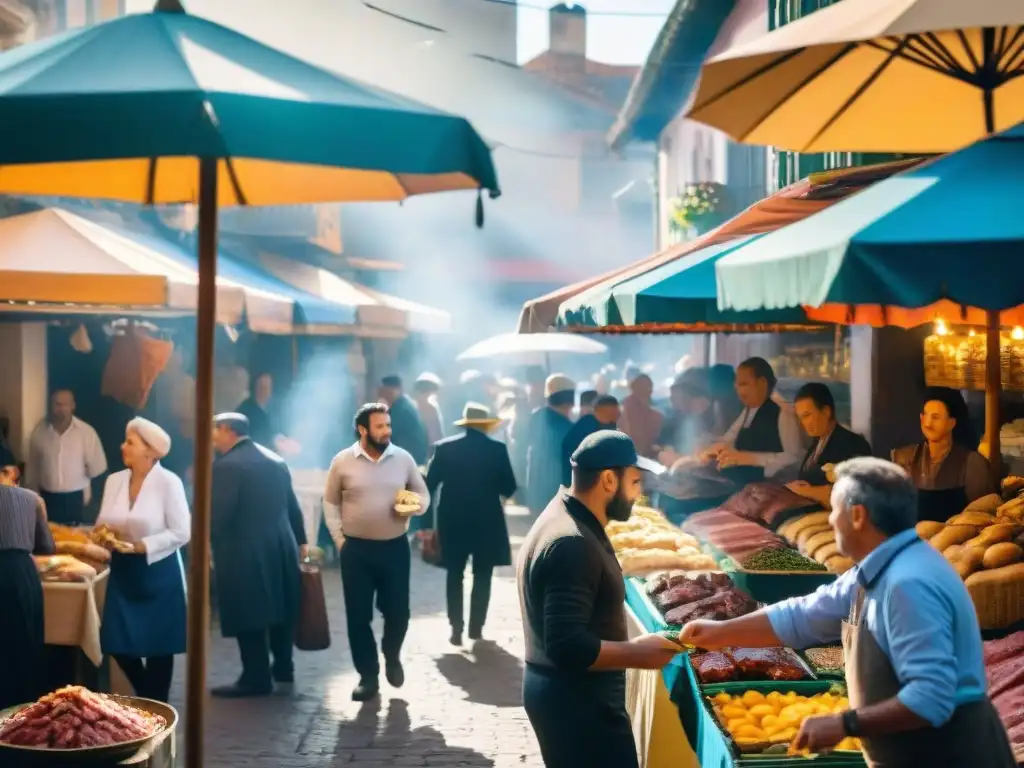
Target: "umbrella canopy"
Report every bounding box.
[715,121,1024,326]
[557,234,814,331]
[0,3,499,205]
[458,332,607,364]
[688,0,1024,152]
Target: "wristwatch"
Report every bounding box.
[842,709,862,737]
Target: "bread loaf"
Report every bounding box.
[803,530,836,558]
[954,548,986,579]
[983,542,1024,570]
[947,511,996,527]
[966,524,1015,549]
[787,512,831,538]
[825,554,854,574]
[814,542,840,564]
[795,524,832,549]
[929,525,980,552]
[915,521,945,540]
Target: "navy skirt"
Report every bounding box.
[101,550,187,658]
[0,550,45,709]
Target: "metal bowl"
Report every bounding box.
[0,695,177,766]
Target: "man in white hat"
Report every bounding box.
[426,403,516,645]
[525,374,576,515]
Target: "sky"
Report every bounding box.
[125,0,675,66]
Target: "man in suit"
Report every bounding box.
[210,413,308,698]
[561,395,621,488]
[426,404,517,645]
[378,375,429,467]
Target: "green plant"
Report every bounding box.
[668,182,728,236]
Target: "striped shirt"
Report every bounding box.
[0,485,56,554]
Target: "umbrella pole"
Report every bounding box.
[986,310,1002,485]
[185,156,218,768]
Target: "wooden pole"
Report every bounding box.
[185,157,218,768]
[986,310,1002,485]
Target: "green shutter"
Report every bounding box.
[768,0,902,189]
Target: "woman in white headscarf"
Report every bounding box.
[96,417,190,702]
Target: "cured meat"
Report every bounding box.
[646,571,692,597]
[692,652,737,683]
[0,686,164,749]
[656,581,714,611]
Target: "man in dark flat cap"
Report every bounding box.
[209,413,308,698]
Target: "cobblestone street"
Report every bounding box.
[168,506,541,767]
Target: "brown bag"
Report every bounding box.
[294,563,330,651]
[421,529,442,566]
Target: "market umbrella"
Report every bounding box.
[0,3,499,766]
[458,332,607,367]
[716,121,1024,476]
[687,0,1024,152]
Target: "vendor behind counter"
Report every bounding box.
[891,387,995,523]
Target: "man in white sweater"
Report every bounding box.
[323,402,430,702]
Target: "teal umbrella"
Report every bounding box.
[716,121,1024,481]
[715,123,1024,321]
[0,4,498,765]
[557,235,816,332]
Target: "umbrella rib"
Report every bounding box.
[1002,36,1024,76]
[802,39,908,151]
[954,28,982,73]
[998,26,1024,70]
[223,157,248,206]
[690,47,808,113]
[914,34,972,78]
[734,43,859,145]
[875,39,960,79]
[145,158,158,206]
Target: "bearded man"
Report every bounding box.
[323,403,430,702]
[516,431,679,768]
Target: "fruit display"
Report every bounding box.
[708,688,862,754]
[608,506,717,575]
[0,686,166,748]
[691,648,811,684]
[645,571,757,625]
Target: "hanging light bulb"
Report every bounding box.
[934,318,949,336]
[1012,326,1024,341]
[968,329,976,337]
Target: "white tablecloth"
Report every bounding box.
[291,468,329,545]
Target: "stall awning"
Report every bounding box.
[256,251,451,335]
[519,158,923,333]
[0,208,253,324]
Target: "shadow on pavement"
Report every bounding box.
[434,640,524,708]
[332,698,495,766]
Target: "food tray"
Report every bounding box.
[798,646,845,680]
[716,553,835,604]
[625,576,670,631]
[690,648,819,689]
[0,695,176,766]
[699,682,865,766]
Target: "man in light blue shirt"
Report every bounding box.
[682,457,1014,766]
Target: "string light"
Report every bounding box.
[934,318,949,336]
[1012,326,1024,341]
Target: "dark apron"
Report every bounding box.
[39,489,85,526]
[842,538,1015,767]
[523,663,638,768]
[906,443,970,523]
[101,550,187,658]
[0,550,45,709]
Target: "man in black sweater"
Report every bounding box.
[517,431,681,768]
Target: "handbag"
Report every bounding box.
[294,556,331,651]
[420,497,443,567]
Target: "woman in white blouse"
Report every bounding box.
[97,417,190,703]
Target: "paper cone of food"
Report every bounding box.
[394,489,422,517]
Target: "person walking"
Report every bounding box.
[0,464,55,709]
[323,403,431,701]
[525,374,576,514]
[210,413,307,698]
[518,430,680,768]
[378,376,429,466]
[561,395,621,488]
[426,403,517,646]
[681,458,1015,767]
[25,389,107,525]
[96,418,190,703]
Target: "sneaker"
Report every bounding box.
[351,680,379,702]
[385,659,405,688]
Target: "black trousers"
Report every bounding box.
[40,489,85,526]
[236,624,294,691]
[445,551,493,634]
[115,655,174,703]
[340,535,410,682]
[523,665,638,768]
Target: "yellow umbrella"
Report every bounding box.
[688,0,1024,153]
[0,3,498,766]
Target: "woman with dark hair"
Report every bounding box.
[891,387,995,522]
[785,382,872,507]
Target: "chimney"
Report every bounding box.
[549,3,586,59]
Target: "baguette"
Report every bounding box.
[928,525,979,552]
[915,521,945,540]
[804,530,836,559]
[814,542,840,564]
[786,512,831,539]
[795,524,832,550]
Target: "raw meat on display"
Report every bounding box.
[656,581,714,611]
[0,686,164,749]
[692,652,737,683]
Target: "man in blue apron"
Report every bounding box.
[518,431,681,768]
[680,457,1014,767]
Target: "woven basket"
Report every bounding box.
[966,565,1024,630]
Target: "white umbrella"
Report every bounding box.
[457,332,608,365]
